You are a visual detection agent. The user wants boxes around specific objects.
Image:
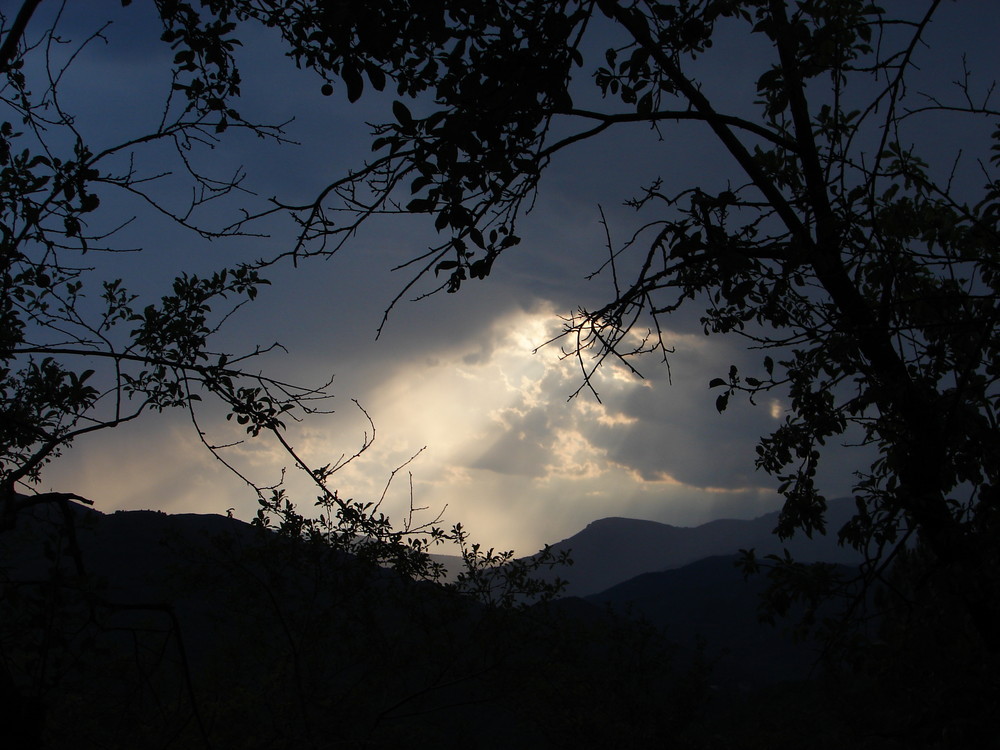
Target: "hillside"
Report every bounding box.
[4,500,992,749]
[0,504,692,748]
[533,498,860,597]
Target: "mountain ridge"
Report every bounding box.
[532,498,861,597]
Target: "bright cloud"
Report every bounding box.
[33,2,874,556]
[36,288,802,554]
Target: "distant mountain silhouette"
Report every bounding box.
[532,497,860,597]
[4,500,986,747]
[425,501,864,687]
[1,503,698,747]
[586,555,855,686]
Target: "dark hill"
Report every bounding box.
[586,555,853,687]
[533,498,860,596]
[0,503,697,749]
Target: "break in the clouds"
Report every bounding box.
[30,0,899,554]
[317,302,795,551]
[41,293,790,553]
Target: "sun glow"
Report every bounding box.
[40,297,785,554]
[769,399,783,419]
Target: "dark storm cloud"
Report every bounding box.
[38,0,985,554]
[587,343,778,488]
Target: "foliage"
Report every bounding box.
[0,0,469,573]
[0,502,698,749]
[0,3,570,743]
[447,521,572,607]
[4,0,1000,741]
[832,542,1000,747]
[158,0,1000,650]
[1,0,307,521]
[251,464,572,608]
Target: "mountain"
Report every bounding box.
[585,555,854,686]
[532,498,861,597]
[4,500,991,748]
[0,502,694,748]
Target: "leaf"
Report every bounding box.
[709,378,727,388]
[342,64,363,102]
[392,100,413,126]
[729,279,754,302]
[410,175,432,194]
[470,256,495,279]
[716,393,730,413]
[406,198,434,212]
[366,63,387,92]
[434,260,458,276]
[637,91,653,115]
[449,206,471,229]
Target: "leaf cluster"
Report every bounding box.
[191,0,1000,650]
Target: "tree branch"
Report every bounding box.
[0,0,44,74]
[547,107,799,155]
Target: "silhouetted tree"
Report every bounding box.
[1,1,467,574]
[2,3,474,742]
[162,0,997,651]
[4,0,999,742]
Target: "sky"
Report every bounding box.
[18,1,1000,554]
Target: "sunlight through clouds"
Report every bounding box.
[309,303,790,552]
[769,399,784,419]
[25,0,981,566]
[37,295,796,554]
[34,294,800,554]
[541,426,608,481]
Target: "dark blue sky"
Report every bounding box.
[22,0,1000,552]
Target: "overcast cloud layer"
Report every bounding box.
[31,1,1000,553]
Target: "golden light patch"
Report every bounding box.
[576,399,639,426]
[645,470,685,486]
[605,362,643,383]
[541,427,608,480]
[701,484,774,495]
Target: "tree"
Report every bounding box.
[154,0,996,649]
[4,0,998,654]
[4,0,997,743]
[0,2,467,741]
[1,0,463,551]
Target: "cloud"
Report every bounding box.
[37,413,243,515]
[315,303,793,551]
[35,294,856,555]
[32,4,882,558]
[470,405,556,477]
[430,313,779,494]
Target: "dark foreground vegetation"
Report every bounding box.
[1,503,688,749]
[3,1,999,747]
[2,502,996,749]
